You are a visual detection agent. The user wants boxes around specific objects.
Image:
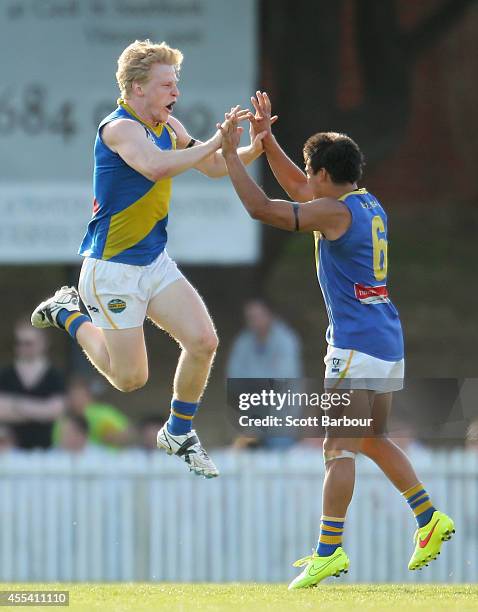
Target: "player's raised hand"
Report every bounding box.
[217,113,243,156]
[211,106,249,150]
[225,105,250,123]
[248,91,278,144]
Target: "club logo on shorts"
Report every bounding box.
[107,298,127,313]
[332,357,341,373]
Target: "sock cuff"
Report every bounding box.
[65,312,91,340]
[402,482,424,498]
[167,400,199,435]
[321,515,345,523]
[65,311,84,331]
[171,399,198,419]
[171,409,194,421]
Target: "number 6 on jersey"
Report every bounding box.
[372,215,388,281]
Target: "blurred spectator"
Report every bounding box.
[0,318,65,449]
[227,300,303,450]
[227,299,303,379]
[52,376,132,449]
[139,416,166,451]
[466,419,478,450]
[0,425,17,454]
[57,414,90,454]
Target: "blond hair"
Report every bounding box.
[116,39,183,98]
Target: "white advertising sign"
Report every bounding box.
[0,0,259,263]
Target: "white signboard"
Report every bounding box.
[0,0,259,264]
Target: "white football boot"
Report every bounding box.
[31,286,81,329]
[157,426,219,478]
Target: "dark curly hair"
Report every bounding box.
[303,132,365,184]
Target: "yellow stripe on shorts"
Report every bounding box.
[92,261,118,330]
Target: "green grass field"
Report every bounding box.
[1,584,477,612]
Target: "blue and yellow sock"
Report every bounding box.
[167,399,199,436]
[402,482,436,528]
[56,309,91,340]
[316,516,345,557]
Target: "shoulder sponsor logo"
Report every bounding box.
[107,298,127,313]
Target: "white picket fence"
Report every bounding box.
[0,448,476,583]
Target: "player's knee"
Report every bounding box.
[323,438,342,454]
[323,437,360,460]
[113,371,148,393]
[187,328,218,358]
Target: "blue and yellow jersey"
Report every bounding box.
[315,188,404,361]
[79,99,176,266]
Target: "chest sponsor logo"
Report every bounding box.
[354,283,389,304]
[107,298,127,313]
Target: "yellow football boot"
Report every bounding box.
[288,547,349,590]
[408,510,455,570]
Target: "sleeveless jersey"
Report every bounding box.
[79,99,176,266]
[315,188,404,361]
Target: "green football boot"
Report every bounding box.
[288,547,350,590]
[408,510,455,570]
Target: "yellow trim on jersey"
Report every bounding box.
[314,230,322,270]
[102,179,172,261]
[338,187,368,201]
[163,122,177,149]
[118,99,177,147]
[92,260,118,330]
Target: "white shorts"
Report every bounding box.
[78,251,184,330]
[324,345,404,392]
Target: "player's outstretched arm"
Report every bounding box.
[102,118,224,181]
[168,111,263,178]
[249,92,314,203]
[220,116,350,237]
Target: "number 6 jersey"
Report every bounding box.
[315,188,404,361]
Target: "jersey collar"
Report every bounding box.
[118,98,165,136]
[338,187,368,201]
